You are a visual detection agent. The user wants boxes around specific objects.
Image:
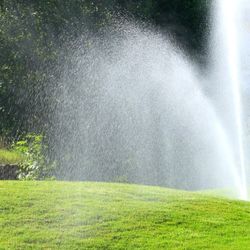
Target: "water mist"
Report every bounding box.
[54,1,249,199]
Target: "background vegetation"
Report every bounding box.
[0,0,209,180]
[0,0,209,138]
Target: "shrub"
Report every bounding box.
[13,133,56,180]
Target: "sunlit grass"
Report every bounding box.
[0,181,250,249]
[0,149,24,165]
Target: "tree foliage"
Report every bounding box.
[0,0,210,185]
[0,0,209,138]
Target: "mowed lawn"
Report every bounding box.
[0,181,250,249]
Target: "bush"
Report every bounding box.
[13,133,56,180]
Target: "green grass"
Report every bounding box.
[0,181,250,249]
[0,149,23,165]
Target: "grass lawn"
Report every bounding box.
[0,181,250,249]
[0,149,23,165]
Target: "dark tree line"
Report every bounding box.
[0,0,209,139]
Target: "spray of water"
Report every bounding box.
[53,21,247,197]
[213,0,248,200]
[46,0,250,200]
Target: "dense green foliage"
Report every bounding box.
[0,0,209,138]
[0,181,249,249]
[13,133,55,179]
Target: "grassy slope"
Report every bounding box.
[0,149,23,165]
[0,182,250,249]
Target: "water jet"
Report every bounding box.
[212,0,249,200]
